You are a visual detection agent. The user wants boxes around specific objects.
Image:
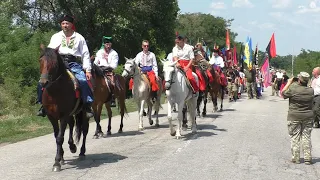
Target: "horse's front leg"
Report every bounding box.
[211,91,218,112]
[182,104,188,129]
[52,117,68,172]
[220,87,224,111]
[176,103,184,139]
[105,103,113,136]
[153,95,161,127]
[92,102,104,138]
[167,101,176,136]
[147,101,153,126]
[138,100,145,131]
[196,91,203,117]
[188,97,198,134]
[67,116,77,155]
[118,93,126,133]
[202,90,208,117]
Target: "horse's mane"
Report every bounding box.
[40,48,63,70]
[91,63,105,78]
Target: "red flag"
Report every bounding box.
[266,33,276,58]
[233,45,237,65]
[226,29,230,50]
[261,54,271,88]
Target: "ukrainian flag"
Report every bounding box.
[243,36,253,68]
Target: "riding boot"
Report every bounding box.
[110,94,116,107]
[151,91,157,103]
[85,104,94,119]
[37,105,47,117]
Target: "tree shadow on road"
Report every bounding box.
[65,153,127,170]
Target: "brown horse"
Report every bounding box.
[39,46,89,172]
[91,64,127,138]
[207,64,225,112]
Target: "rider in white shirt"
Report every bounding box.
[37,14,93,118]
[209,49,225,69]
[94,36,119,106]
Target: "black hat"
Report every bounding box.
[103,36,113,43]
[59,14,74,23]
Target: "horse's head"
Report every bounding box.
[161,60,177,90]
[122,57,136,78]
[39,45,63,88]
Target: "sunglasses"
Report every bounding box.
[143,45,149,48]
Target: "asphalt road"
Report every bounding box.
[1,87,320,180]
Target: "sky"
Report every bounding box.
[178,0,320,56]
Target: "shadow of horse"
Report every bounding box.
[103,130,145,138]
[196,124,227,132]
[222,108,236,112]
[65,153,127,170]
[144,124,170,130]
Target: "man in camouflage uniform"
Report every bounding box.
[244,67,257,99]
[227,67,238,102]
[282,72,314,165]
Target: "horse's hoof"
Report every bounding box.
[219,109,223,112]
[107,131,112,135]
[79,154,86,160]
[143,111,147,116]
[176,136,182,139]
[118,129,123,133]
[155,123,160,128]
[93,135,99,139]
[52,165,61,172]
[69,144,77,154]
[149,120,154,125]
[138,127,144,131]
[202,112,207,117]
[98,132,104,137]
[60,159,65,165]
[170,131,176,136]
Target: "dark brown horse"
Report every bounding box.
[91,64,127,138]
[39,46,89,172]
[193,49,210,117]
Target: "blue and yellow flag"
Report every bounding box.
[243,36,252,68]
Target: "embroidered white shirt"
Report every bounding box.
[209,55,225,68]
[172,44,194,60]
[314,77,320,95]
[94,49,119,69]
[135,51,158,76]
[48,31,91,72]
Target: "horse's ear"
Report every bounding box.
[160,59,166,65]
[40,44,45,51]
[170,61,177,67]
[124,57,129,61]
[54,45,60,53]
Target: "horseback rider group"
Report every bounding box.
[37,14,241,117]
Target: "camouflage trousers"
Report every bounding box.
[246,82,257,99]
[227,82,238,100]
[287,120,313,162]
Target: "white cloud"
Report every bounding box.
[232,0,254,8]
[258,23,276,29]
[248,21,257,25]
[269,12,284,19]
[269,0,292,9]
[211,2,226,9]
[234,25,252,32]
[295,0,320,14]
[269,11,308,28]
[210,10,220,16]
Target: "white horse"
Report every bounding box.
[161,60,198,139]
[122,57,162,131]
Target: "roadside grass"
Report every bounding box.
[0,96,165,145]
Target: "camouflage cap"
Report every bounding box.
[298,71,310,83]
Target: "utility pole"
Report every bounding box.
[291,54,294,77]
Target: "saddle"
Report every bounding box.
[177,67,195,92]
[66,70,81,115]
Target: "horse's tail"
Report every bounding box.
[75,113,83,145]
